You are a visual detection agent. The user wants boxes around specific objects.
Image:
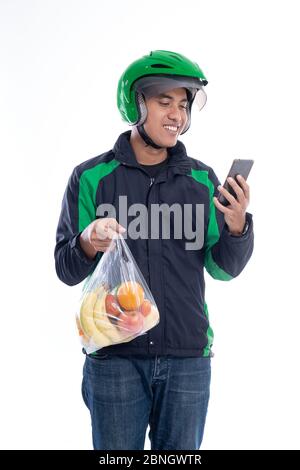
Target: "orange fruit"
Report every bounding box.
[117,282,145,311]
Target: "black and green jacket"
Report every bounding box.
[55,131,254,357]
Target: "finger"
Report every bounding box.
[93,239,111,247]
[218,185,239,208]
[236,175,250,201]
[97,219,126,240]
[227,177,246,204]
[92,232,110,243]
[92,239,112,249]
[95,224,118,241]
[213,196,231,214]
[106,218,126,234]
[93,245,110,253]
[94,242,115,252]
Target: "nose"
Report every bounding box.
[167,103,183,124]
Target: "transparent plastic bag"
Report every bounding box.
[76,233,160,354]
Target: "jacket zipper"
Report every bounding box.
[146,176,155,294]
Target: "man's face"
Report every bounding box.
[143,87,189,148]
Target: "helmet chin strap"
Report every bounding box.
[137,124,164,150]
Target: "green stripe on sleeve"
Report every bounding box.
[190,168,233,281]
[203,302,214,357]
[190,168,219,250]
[78,159,120,232]
[204,250,233,281]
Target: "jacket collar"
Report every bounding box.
[113,131,191,176]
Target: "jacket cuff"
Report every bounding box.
[70,233,98,264]
[223,212,253,241]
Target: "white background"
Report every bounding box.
[1,0,299,450]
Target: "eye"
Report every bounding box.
[159,101,188,110]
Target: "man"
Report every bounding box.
[55,50,254,450]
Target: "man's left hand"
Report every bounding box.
[213,175,250,236]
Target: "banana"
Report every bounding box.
[80,291,97,337]
[79,285,158,349]
[79,288,111,348]
[93,293,125,344]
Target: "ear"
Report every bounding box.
[136,93,148,125]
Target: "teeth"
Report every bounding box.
[164,125,178,132]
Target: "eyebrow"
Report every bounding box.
[157,93,188,103]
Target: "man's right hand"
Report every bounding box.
[79,218,126,259]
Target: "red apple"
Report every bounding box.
[140,299,152,317]
[105,294,122,324]
[118,310,144,334]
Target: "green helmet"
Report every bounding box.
[117,50,208,133]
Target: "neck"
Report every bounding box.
[130,127,167,165]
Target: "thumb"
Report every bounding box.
[107,218,126,233]
[117,223,126,234]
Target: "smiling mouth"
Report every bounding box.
[163,125,180,135]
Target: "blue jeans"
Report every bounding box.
[82,354,211,450]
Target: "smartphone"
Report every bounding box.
[217,159,254,206]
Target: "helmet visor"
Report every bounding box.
[134,75,201,96]
[133,75,207,111]
[194,88,207,111]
